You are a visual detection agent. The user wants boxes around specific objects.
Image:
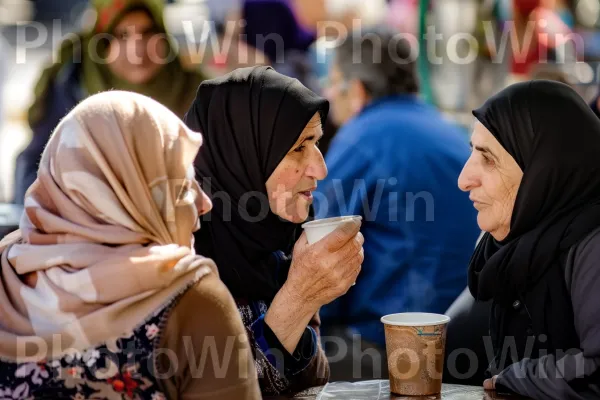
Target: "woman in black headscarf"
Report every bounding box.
[458,80,600,398]
[184,66,364,395]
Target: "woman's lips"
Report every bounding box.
[299,191,313,200]
[298,187,316,200]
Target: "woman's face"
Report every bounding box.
[106,10,167,84]
[174,166,213,247]
[458,122,523,241]
[265,113,328,223]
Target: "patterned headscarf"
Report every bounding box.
[0,91,216,362]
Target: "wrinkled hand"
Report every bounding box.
[284,220,364,310]
[483,375,497,390]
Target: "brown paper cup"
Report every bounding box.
[381,313,450,396]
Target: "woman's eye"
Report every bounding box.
[483,155,494,166]
[294,145,306,153]
[176,181,195,204]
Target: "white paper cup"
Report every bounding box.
[301,215,362,245]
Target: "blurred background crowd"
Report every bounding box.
[2,0,600,202]
[0,0,595,195]
[1,0,600,385]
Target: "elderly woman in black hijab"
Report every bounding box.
[184,66,363,395]
[458,80,600,398]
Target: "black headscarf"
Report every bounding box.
[468,80,600,309]
[184,66,329,301]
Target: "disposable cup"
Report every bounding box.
[380,313,451,396]
[301,215,362,245]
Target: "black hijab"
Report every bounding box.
[184,66,329,301]
[468,80,600,309]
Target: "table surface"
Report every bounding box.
[266,381,526,400]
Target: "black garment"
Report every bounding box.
[590,95,600,119]
[322,325,389,382]
[468,81,600,385]
[184,66,329,301]
[443,287,492,386]
[494,227,600,399]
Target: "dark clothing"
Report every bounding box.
[322,326,389,383]
[236,297,329,395]
[590,95,600,118]
[443,287,492,386]
[242,0,319,89]
[243,0,315,64]
[185,66,328,302]
[469,80,600,398]
[494,227,600,399]
[14,62,82,204]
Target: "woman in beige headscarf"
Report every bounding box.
[0,91,260,400]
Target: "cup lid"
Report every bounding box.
[380,312,451,327]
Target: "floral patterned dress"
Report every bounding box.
[0,301,175,400]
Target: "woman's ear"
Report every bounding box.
[348,79,369,114]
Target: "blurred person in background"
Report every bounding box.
[185,66,364,396]
[242,0,317,87]
[0,33,10,204]
[315,26,480,381]
[510,0,576,80]
[199,0,316,81]
[0,91,260,400]
[0,34,5,124]
[285,0,389,88]
[238,0,391,93]
[13,0,207,204]
[200,0,269,77]
[0,33,6,135]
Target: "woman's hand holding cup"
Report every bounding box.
[264,217,363,354]
[284,218,364,310]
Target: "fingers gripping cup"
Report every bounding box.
[302,216,363,286]
[380,313,450,396]
[301,215,362,245]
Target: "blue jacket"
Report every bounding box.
[315,95,480,347]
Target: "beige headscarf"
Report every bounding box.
[0,91,216,362]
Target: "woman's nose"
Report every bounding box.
[306,148,328,181]
[196,189,213,216]
[458,156,477,192]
